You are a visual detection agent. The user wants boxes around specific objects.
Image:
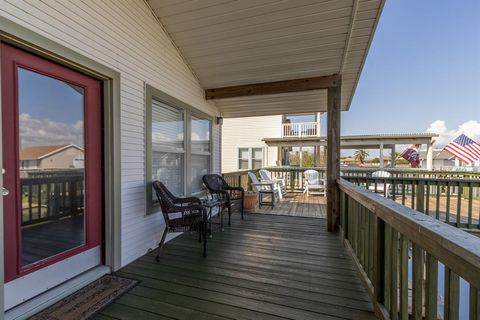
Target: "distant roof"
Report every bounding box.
[419,149,454,160]
[20,144,83,160]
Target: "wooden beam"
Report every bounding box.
[205,74,341,100]
[327,85,341,232]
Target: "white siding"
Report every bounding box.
[0,0,220,266]
[222,115,282,173]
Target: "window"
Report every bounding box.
[238,148,263,170]
[151,100,185,197]
[191,115,211,194]
[238,148,249,170]
[146,85,213,213]
[252,148,263,169]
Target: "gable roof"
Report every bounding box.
[20,144,83,160]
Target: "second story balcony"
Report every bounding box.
[282,122,320,138]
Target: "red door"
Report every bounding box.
[1,43,103,283]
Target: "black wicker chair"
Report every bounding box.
[202,174,244,226]
[152,181,207,259]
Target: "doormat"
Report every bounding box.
[31,275,138,320]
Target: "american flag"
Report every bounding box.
[444,134,480,164]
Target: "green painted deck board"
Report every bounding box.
[97,213,376,320]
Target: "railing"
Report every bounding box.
[223,167,480,230]
[281,122,320,137]
[338,178,480,320]
[20,173,84,226]
[344,176,480,230]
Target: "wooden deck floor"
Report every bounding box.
[96,214,376,320]
[250,193,327,218]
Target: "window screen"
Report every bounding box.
[151,100,185,197]
[191,116,211,193]
[238,148,249,170]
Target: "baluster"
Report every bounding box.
[436,183,441,220]
[446,182,451,224]
[425,181,430,215]
[374,216,386,312]
[456,184,462,228]
[412,243,424,320]
[399,235,409,320]
[384,224,392,312]
[467,185,473,229]
[416,181,425,213]
[425,252,438,320]
[390,229,399,320]
[470,285,480,320]
[444,267,460,320]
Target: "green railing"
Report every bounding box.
[338,178,480,320]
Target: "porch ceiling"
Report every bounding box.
[147,0,384,117]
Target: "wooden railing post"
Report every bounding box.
[374,216,385,314]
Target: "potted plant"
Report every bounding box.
[243,191,258,210]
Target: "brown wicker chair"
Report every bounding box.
[152,181,207,260]
[202,174,244,225]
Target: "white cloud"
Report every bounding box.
[20,113,84,148]
[427,120,480,147]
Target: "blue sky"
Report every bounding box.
[321,0,480,146]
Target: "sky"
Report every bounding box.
[18,68,84,148]
[321,0,480,148]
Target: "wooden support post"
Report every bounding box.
[327,85,341,232]
[426,141,433,171]
[379,143,384,168]
[391,145,396,168]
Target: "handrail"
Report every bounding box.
[338,178,480,319]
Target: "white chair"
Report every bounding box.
[303,170,326,196]
[368,170,391,197]
[259,169,287,198]
[248,172,279,208]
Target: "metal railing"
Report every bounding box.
[338,178,480,320]
[281,122,320,137]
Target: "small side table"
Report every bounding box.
[202,199,223,238]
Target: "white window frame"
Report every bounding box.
[238,147,264,170]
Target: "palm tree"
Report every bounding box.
[354,149,369,165]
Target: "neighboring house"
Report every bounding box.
[222,113,322,172]
[419,149,455,170]
[20,144,84,170]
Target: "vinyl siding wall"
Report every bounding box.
[0,0,220,266]
[222,115,282,173]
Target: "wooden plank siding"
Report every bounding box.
[96,214,376,320]
[0,0,220,267]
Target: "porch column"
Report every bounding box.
[391,144,396,168]
[327,86,341,232]
[379,143,384,168]
[299,146,303,168]
[426,141,433,170]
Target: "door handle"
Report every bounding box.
[2,187,8,196]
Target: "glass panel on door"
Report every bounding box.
[18,68,85,266]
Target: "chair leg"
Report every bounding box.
[198,223,202,243]
[241,200,244,220]
[202,221,208,258]
[156,227,168,262]
[228,205,232,226]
